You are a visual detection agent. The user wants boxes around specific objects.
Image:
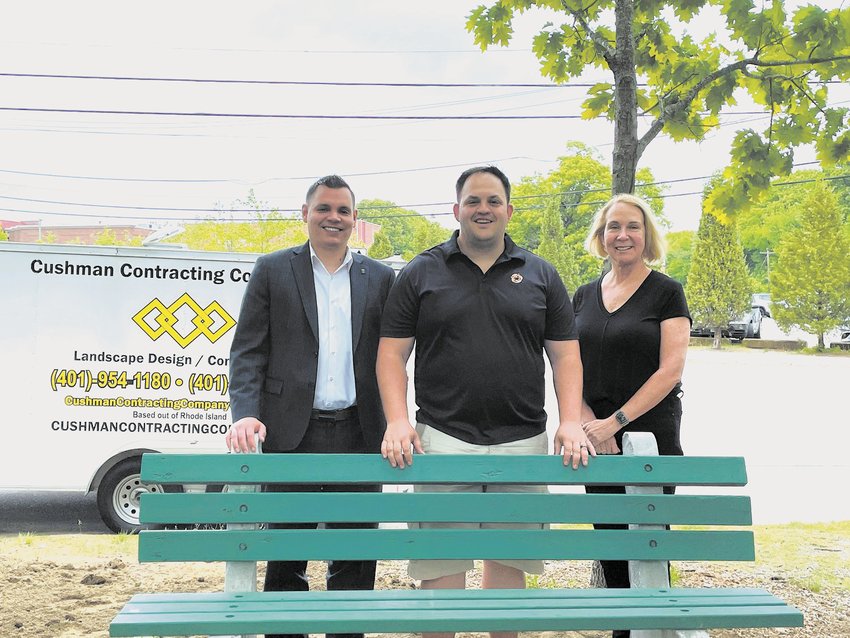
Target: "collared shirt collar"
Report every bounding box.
[441,230,526,265]
[309,244,353,276]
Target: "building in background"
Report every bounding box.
[4,223,154,245]
[2,218,380,249]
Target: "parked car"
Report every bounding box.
[690,306,763,340]
[690,324,722,338]
[832,327,850,351]
[751,293,772,318]
[728,306,763,341]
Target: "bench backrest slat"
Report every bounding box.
[141,453,748,486]
[140,492,753,526]
[138,528,755,563]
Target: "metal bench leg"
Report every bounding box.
[624,432,709,638]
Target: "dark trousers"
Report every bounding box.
[585,484,676,638]
[586,396,684,638]
[264,413,379,638]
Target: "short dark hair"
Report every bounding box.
[305,175,355,208]
[455,166,511,202]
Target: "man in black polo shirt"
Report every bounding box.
[377,166,592,637]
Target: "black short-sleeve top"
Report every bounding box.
[380,231,577,445]
[572,270,691,418]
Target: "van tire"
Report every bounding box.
[97,457,165,534]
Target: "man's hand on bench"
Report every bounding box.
[226,417,266,453]
[553,420,595,469]
[381,419,423,469]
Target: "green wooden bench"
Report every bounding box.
[109,432,802,638]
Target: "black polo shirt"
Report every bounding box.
[380,231,577,445]
[572,270,690,429]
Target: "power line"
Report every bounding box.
[1,43,534,55]
[0,106,587,120]
[3,71,846,89]
[0,157,557,184]
[0,72,585,89]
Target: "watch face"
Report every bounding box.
[615,411,628,425]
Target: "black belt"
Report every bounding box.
[310,406,358,422]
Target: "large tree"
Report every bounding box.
[534,196,586,292]
[686,208,751,349]
[737,166,850,285]
[467,1,850,215]
[509,142,668,248]
[509,142,668,286]
[771,181,850,349]
[358,199,449,260]
[172,191,307,253]
[665,230,696,286]
[367,230,394,260]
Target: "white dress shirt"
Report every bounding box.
[310,246,356,410]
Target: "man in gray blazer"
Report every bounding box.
[226,174,395,638]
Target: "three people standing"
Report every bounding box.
[225,169,689,638]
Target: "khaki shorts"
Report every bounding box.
[407,423,549,581]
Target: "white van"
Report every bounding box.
[1,242,256,532]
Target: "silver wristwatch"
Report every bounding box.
[614,410,630,428]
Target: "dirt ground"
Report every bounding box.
[1,534,848,638]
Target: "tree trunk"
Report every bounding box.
[590,559,607,587]
[611,0,639,195]
[712,327,723,350]
[818,333,825,350]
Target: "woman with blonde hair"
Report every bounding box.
[572,193,692,638]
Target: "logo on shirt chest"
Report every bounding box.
[510,273,523,284]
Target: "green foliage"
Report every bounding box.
[367,231,393,260]
[664,230,695,286]
[510,142,612,251]
[771,182,850,349]
[534,197,589,293]
[508,142,666,287]
[358,200,449,260]
[735,166,850,286]
[686,209,751,347]
[93,229,144,247]
[172,191,307,253]
[407,221,451,259]
[94,229,118,246]
[466,0,850,215]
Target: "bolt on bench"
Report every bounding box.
[109,432,802,638]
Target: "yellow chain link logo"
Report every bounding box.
[132,293,236,348]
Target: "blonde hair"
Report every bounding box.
[585,193,666,264]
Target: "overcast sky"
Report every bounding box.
[1,1,846,234]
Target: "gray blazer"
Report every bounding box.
[228,242,395,452]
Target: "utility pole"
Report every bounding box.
[761,249,774,284]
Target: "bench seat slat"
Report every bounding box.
[109,588,803,637]
[139,528,755,562]
[141,492,753,526]
[121,586,777,602]
[142,453,748,486]
[116,592,790,613]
